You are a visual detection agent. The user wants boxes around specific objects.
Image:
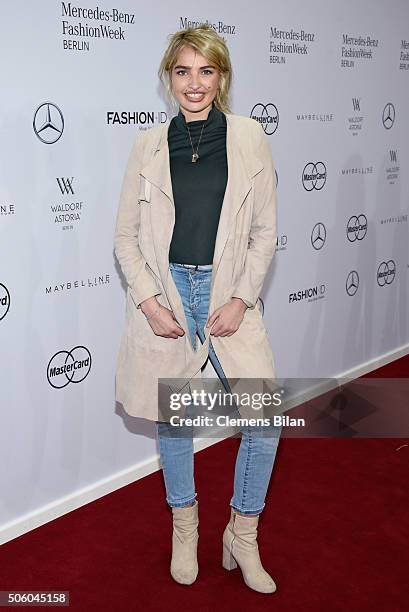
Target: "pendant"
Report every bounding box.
[191,153,199,163]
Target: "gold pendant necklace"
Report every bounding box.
[186,121,206,163]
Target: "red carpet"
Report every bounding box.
[1,356,408,611]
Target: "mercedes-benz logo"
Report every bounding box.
[346,270,359,296]
[250,103,279,135]
[33,102,64,144]
[346,214,368,242]
[47,345,92,389]
[377,260,396,286]
[0,283,10,321]
[311,222,326,250]
[382,103,395,130]
[302,162,327,191]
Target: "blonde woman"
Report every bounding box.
[114,25,282,593]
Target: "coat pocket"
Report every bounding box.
[138,175,152,203]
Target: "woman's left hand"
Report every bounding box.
[206,298,248,337]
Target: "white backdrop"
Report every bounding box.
[1,0,408,542]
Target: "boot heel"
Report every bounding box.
[222,543,238,570]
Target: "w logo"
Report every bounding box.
[390,150,397,163]
[56,177,74,195]
[352,98,361,112]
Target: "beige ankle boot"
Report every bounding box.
[222,507,277,593]
[170,500,199,585]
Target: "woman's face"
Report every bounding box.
[170,45,221,121]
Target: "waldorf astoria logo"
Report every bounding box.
[0,283,10,321]
[47,345,92,389]
[57,177,74,196]
[386,149,399,184]
[33,102,64,144]
[50,176,85,231]
[250,103,279,135]
[106,110,167,128]
[347,97,365,135]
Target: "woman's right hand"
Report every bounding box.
[140,297,185,339]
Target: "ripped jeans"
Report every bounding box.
[156,262,282,515]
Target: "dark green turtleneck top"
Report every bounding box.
[168,103,228,265]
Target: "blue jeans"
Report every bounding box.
[156,262,282,515]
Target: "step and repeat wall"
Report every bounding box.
[1,0,408,535]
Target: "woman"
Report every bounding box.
[114,25,282,594]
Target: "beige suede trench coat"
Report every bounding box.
[114,112,278,423]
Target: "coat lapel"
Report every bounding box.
[139,132,173,202]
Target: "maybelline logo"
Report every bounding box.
[341,33,378,68]
[386,150,399,184]
[250,104,279,135]
[51,177,84,231]
[33,102,64,144]
[311,222,326,250]
[269,26,316,65]
[289,284,326,303]
[377,260,396,286]
[45,274,110,294]
[296,112,333,122]
[180,17,236,34]
[341,165,373,176]
[346,270,359,296]
[0,283,10,321]
[107,111,167,127]
[276,234,287,251]
[47,345,92,389]
[382,103,395,129]
[61,3,135,52]
[346,215,368,242]
[380,214,407,226]
[302,162,327,191]
[347,97,364,135]
[1,203,15,216]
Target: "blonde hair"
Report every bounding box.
[158,25,233,114]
